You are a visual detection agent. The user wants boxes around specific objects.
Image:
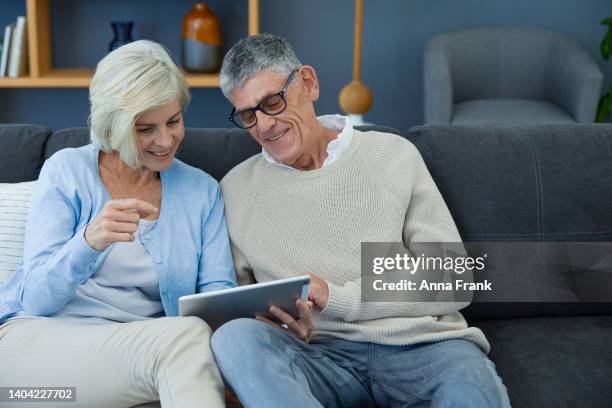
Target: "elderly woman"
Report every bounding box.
[0,40,235,407]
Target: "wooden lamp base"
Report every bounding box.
[339,79,373,115]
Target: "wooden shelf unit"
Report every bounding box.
[0,0,259,88]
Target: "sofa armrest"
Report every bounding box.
[423,37,453,124]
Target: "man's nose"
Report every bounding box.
[255,110,275,133]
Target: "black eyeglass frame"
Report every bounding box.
[228,68,299,129]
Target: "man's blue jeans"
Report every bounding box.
[211,318,510,408]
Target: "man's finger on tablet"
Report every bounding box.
[296,300,315,333]
[269,305,295,326]
[297,299,314,321]
[270,306,310,342]
[296,299,314,317]
[269,306,298,328]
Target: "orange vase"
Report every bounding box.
[182,3,221,73]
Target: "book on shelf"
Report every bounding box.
[8,16,28,78]
[0,23,15,77]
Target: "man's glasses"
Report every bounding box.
[229,69,299,129]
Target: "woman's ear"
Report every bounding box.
[298,65,320,102]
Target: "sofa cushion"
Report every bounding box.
[406,124,612,239]
[44,127,92,160]
[0,181,36,286]
[477,316,612,408]
[0,124,51,182]
[407,124,612,240]
[406,124,612,319]
[452,99,575,125]
[177,128,260,181]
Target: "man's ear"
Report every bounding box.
[298,65,320,102]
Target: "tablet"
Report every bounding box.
[178,275,310,330]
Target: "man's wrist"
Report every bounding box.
[320,282,353,320]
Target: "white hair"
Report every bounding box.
[220,33,301,98]
[89,40,190,167]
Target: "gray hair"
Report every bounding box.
[219,33,301,98]
[89,40,190,167]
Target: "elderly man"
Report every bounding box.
[211,33,510,408]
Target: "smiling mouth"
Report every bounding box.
[148,149,173,158]
[265,128,289,142]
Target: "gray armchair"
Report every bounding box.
[424,27,604,124]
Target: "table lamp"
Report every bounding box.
[339,0,373,125]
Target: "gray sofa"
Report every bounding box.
[424,27,604,125]
[1,123,611,407]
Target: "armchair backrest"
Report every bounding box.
[428,26,589,103]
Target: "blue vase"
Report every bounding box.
[109,22,134,52]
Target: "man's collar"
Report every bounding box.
[261,114,353,170]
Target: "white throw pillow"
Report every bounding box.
[0,181,36,286]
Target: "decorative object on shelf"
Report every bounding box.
[109,21,135,52]
[182,3,221,73]
[597,17,612,122]
[0,23,15,77]
[0,0,258,88]
[8,16,29,78]
[339,0,373,126]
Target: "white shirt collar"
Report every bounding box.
[261,114,354,170]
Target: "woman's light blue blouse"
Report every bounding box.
[0,143,237,323]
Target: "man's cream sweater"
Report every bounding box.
[220,130,489,352]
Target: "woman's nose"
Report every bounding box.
[154,127,173,148]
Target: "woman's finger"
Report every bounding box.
[105,220,138,234]
[101,231,135,245]
[108,199,158,218]
[107,209,141,223]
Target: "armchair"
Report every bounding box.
[424,27,604,124]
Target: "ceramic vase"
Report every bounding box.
[109,21,134,52]
[182,3,221,73]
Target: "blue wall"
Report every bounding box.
[1,0,611,131]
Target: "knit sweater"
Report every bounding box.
[220,130,489,352]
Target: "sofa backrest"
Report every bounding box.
[36,125,401,182]
[406,124,612,320]
[2,123,611,321]
[0,124,51,183]
[43,127,264,182]
[0,125,264,183]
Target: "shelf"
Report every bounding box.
[0,68,92,87]
[186,73,221,88]
[0,68,221,88]
[0,0,259,88]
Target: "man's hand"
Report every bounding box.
[256,298,314,343]
[307,273,329,310]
